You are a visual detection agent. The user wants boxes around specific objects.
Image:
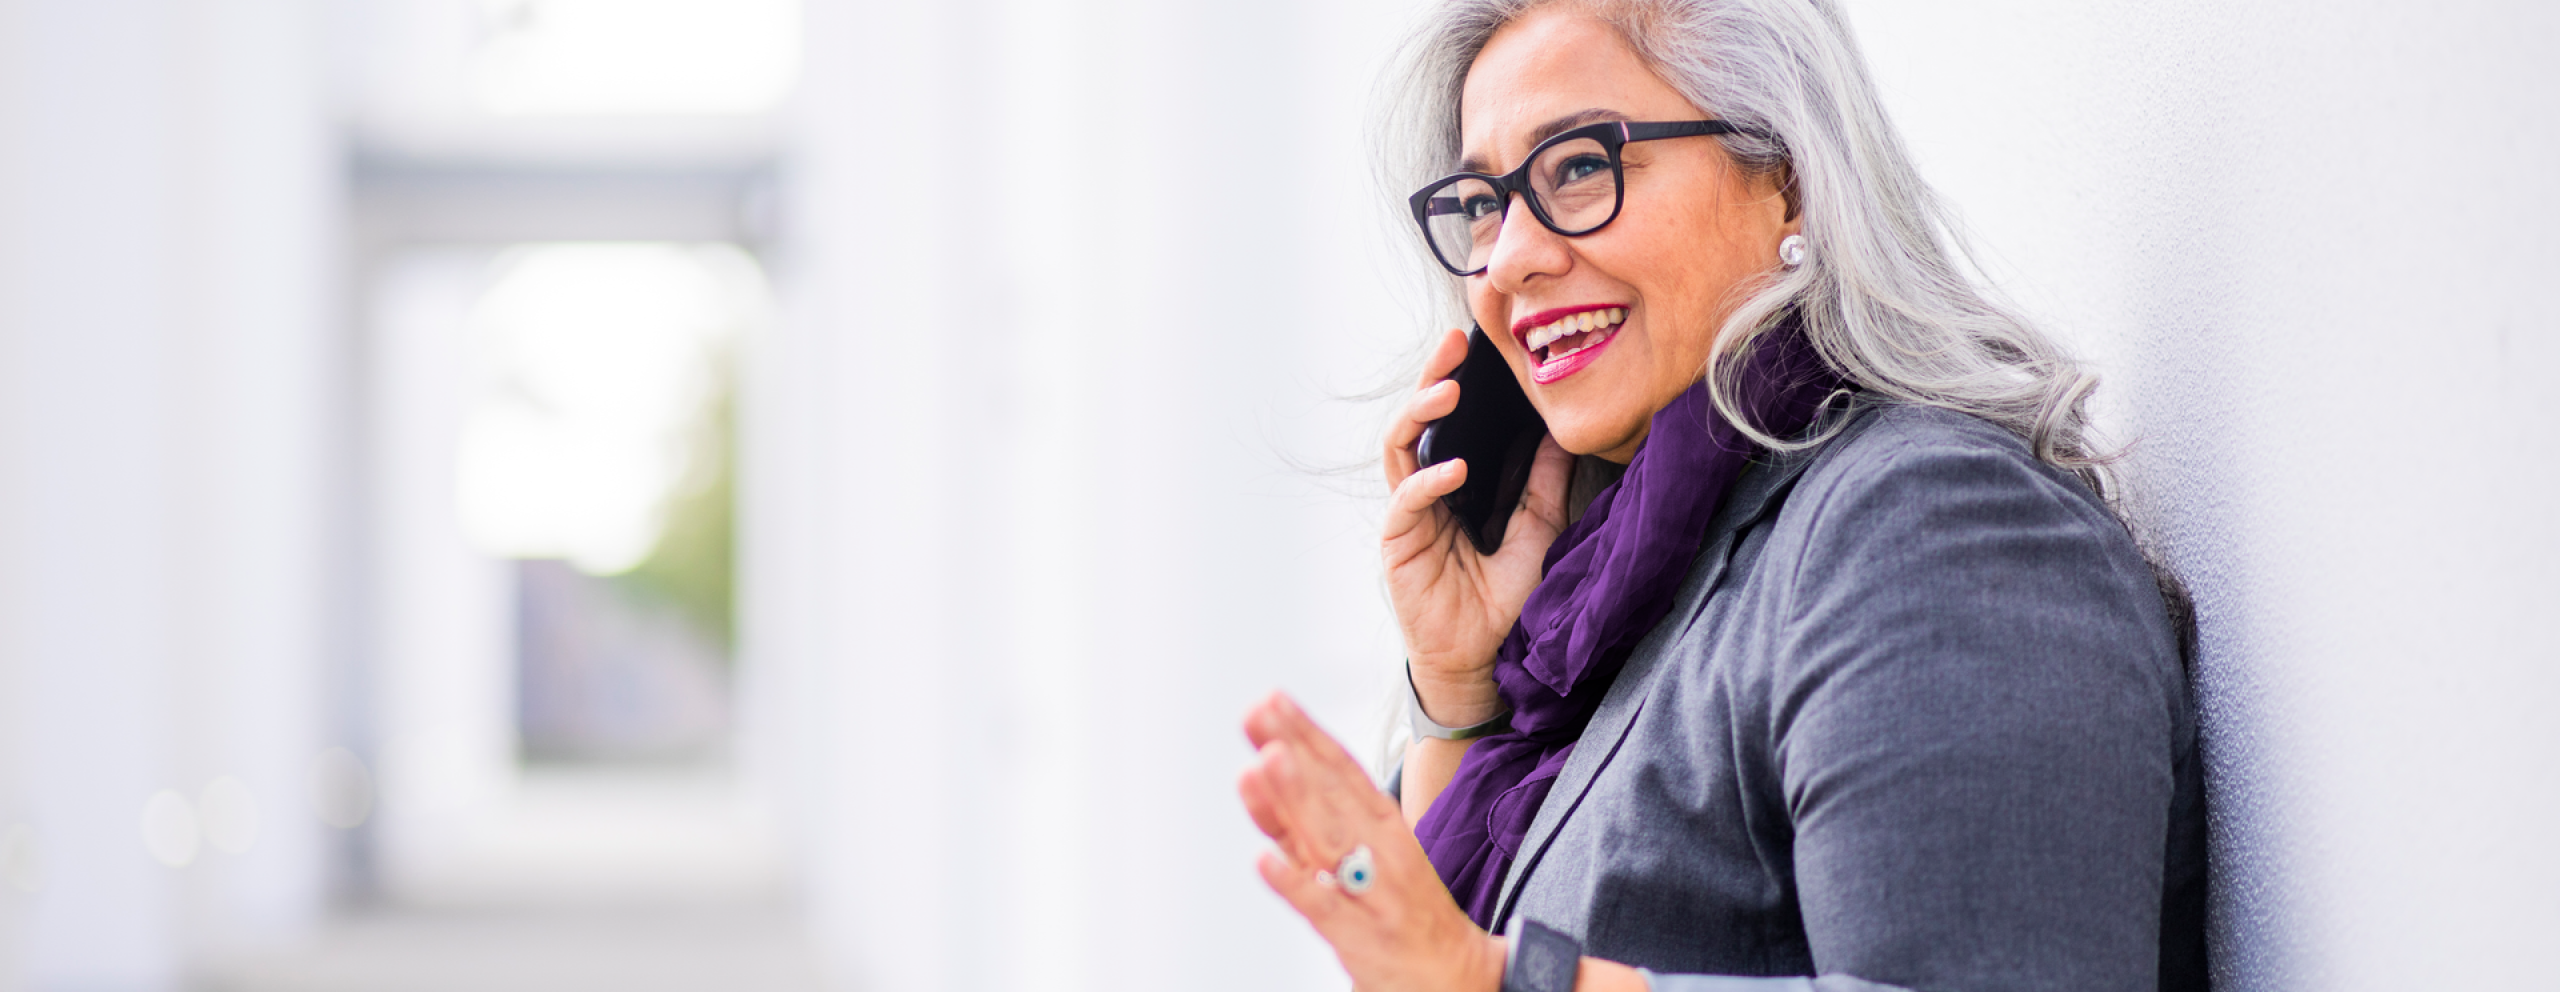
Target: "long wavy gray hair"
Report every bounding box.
[1381,0,2109,491]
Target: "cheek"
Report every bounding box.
[1465,283,1506,336]
[1640,210,1757,357]
[1604,265,1715,373]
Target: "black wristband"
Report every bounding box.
[1501,918,1581,992]
[1407,661,1512,740]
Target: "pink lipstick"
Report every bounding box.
[1510,303,1629,385]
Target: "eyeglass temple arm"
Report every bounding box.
[1622,120,1741,142]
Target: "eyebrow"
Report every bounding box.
[1457,108,1626,174]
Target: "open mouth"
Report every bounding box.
[1513,305,1628,384]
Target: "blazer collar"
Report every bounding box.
[1487,399,1879,934]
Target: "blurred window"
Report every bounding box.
[433,241,764,762]
[457,242,752,578]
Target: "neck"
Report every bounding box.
[1564,455,1630,525]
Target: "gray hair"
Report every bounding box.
[1379,0,2110,491]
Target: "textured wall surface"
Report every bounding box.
[1844,1,2560,988]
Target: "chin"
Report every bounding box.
[1541,413,1645,460]
[1528,367,1654,458]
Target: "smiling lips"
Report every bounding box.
[1512,304,1629,385]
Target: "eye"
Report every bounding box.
[1555,153,1610,186]
[1461,193,1504,220]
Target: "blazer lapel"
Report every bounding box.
[1487,404,1875,933]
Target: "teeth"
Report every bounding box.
[1526,308,1626,353]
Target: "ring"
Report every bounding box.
[1335,844,1376,895]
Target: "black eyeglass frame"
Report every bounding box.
[1407,119,1742,277]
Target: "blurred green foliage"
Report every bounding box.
[614,347,735,653]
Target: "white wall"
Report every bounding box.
[362,249,521,902]
[765,1,1430,989]
[0,0,341,987]
[1843,1,2560,988]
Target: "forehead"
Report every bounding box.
[1458,9,1700,171]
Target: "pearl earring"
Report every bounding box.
[1779,234,1808,268]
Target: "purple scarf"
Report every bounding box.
[1415,321,1842,926]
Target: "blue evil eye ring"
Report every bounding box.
[1335,845,1377,896]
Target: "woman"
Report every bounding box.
[1235,1,2206,990]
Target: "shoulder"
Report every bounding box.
[1677,404,2191,992]
[1792,401,2118,544]
[1753,399,2176,688]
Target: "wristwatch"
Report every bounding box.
[1503,918,1582,992]
[1406,661,1512,740]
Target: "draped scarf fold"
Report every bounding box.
[1413,319,1843,926]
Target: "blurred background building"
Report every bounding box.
[0,1,2553,991]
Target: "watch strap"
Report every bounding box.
[1502,917,1582,992]
[1406,662,1512,741]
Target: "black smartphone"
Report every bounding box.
[1415,324,1548,556]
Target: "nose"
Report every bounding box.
[1482,191,1571,295]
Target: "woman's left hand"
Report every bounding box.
[1238,691,1505,992]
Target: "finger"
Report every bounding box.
[1268,693,1383,790]
[1416,327,1469,389]
[1258,848,1351,928]
[1236,761,1291,842]
[1251,694,1361,796]
[1257,741,1346,867]
[1384,328,1472,487]
[1384,459,1466,538]
[1498,433,1577,556]
[1259,699,1402,839]
[1243,690,1290,750]
[1382,379,1461,484]
[1380,462,1465,567]
[1246,743,1318,863]
[1248,694,1379,794]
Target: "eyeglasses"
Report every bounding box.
[1407,119,1740,277]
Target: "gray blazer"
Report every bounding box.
[1482,402,2207,992]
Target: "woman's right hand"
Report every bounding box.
[1383,328,1576,729]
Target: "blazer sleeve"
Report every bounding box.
[1758,425,2183,992]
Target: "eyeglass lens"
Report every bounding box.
[1422,135,1618,274]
